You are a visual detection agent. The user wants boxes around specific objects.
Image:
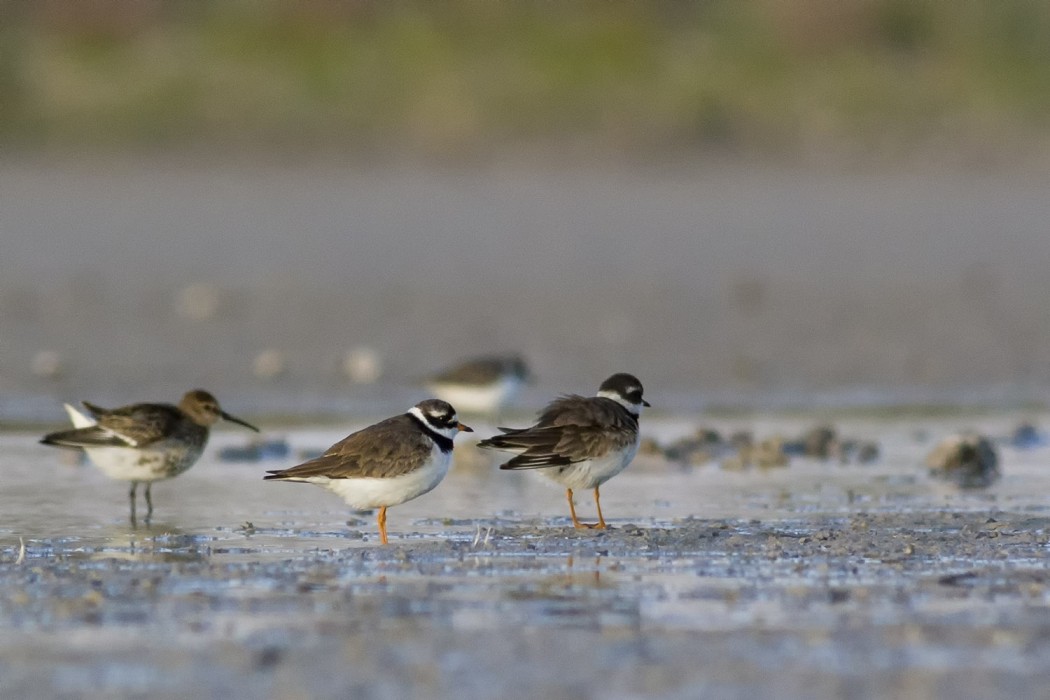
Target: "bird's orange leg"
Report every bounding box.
[377,506,389,545]
[567,488,601,529]
[566,489,586,529]
[593,487,607,529]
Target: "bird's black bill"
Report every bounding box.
[457,422,474,433]
[642,399,652,407]
[222,411,260,432]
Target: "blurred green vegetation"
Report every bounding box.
[1,0,1049,159]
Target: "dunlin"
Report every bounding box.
[41,389,258,523]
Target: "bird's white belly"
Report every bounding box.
[428,376,522,414]
[63,404,203,482]
[310,447,451,510]
[82,439,203,482]
[542,438,640,491]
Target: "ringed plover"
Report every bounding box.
[478,373,649,529]
[264,399,472,544]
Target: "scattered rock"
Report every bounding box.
[729,430,753,450]
[663,428,724,466]
[174,282,221,321]
[645,424,878,470]
[803,425,839,460]
[218,438,291,463]
[1010,422,1047,450]
[343,347,383,384]
[723,435,789,470]
[637,437,664,457]
[840,439,880,464]
[252,349,288,380]
[30,350,65,379]
[926,432,1000,488]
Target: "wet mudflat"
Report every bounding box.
[3,415,1050,699]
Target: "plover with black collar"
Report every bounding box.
[264,399,472,544]
[478,373,649,529]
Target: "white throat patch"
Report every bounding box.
[596,389,644,415]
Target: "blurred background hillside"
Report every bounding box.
[3,0,1050,160]
[2,0,1050,421]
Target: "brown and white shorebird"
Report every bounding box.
[425,354,531,415]
[263,399,473,544]
[40,389,258,523]
[477,373,649,529]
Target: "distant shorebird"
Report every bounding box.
[41,390,258,523]
[264,399,472,544]
[478,373,649,529]
[425,354,531,415]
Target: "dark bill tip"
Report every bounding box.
[222,411,260,432]
[457,422,474,433]
[642,399,652,407]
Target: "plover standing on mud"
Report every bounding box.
[478,373,649,529]
[425,354,531,415]
[40,390,259,523]
[263,399,473,544]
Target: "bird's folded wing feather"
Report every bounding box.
[480,395,636,470]
[41,425,138,449]
[483,424,615,469]
[90,404,182,447]
[41,402,181,448]
[429,357,514,384]
[265,417,431,480]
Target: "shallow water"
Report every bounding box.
[3,414,1050,699]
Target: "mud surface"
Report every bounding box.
[2,415,1050,699]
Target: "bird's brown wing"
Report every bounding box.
[41,402,182,448]
[81,401,110,421]
[41,425,134,449]
[265,414,433,480]
[480,396,637,470]
[93,403,183,447]
[429,357,504,384]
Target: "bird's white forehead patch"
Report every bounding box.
[411,405,454,426]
